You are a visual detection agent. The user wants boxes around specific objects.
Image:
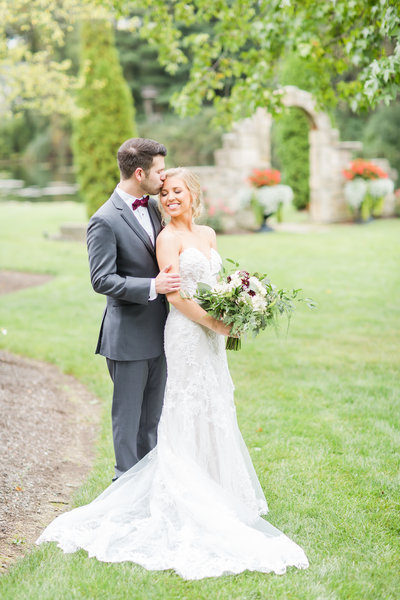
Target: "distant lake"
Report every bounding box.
[0,162,80,202]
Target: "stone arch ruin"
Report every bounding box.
[193,86,363,223]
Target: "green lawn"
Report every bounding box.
[0,201,399,600]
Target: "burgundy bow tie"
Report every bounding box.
[132,196,149,211]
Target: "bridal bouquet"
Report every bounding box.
[194,260,314,350]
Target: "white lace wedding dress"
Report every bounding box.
[37,247,309,579]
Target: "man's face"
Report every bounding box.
[141,155,166,196]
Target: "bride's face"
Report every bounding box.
[160,176,192,218]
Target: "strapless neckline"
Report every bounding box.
[179,246,219,264]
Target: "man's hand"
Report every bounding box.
[155,264,181,294]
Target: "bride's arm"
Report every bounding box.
[156,231,231,336]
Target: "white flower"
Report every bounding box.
[255,184,294,213]
[344,179,367,209]
[214,281,234,293]
[368,178,394,198]
[239,184,293,213]
[249,276,267,296]
[251,294,267,312]
[230,271,243,288]
[344,177,394,209]
[1,328,7,335]
[238,291,252,305]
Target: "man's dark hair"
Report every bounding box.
[117,138,167,179]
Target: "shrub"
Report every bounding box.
[73,20,135,218]
[273,108,310,210]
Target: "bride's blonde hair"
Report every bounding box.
[159,167,203,221]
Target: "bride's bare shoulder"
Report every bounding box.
[197,224,217,246]
[157,226,181,250]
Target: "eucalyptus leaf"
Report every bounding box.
[197,282,212,294]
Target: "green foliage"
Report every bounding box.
[24,120,73,168]
[2,1,400,122]
[137,108,223,166]
[0,20,80,163]
[335,105,370,144]
[104,0,400,125]
[273,108,310,210]
[116,27,190,116]
[23,127,53,164]
[73,20,135,217]
[272,55,312,210]
[0,0,98,117]
[362,102,400,186]
[0,112,43,160]
[336,101,400,187]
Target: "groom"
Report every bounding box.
[87,138,180,480]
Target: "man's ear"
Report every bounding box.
[134,167,144,182]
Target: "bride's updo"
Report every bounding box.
[161,167,203,220]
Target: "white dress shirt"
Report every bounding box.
[116,185,157,301]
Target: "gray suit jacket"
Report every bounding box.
[87,191,168,361]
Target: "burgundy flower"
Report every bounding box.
[238,270,250,288]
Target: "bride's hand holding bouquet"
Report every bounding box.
[192,259,316,350]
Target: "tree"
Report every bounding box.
[106,0,400,125]
[115,27,189,116]
[0,0,99,117]
[362,102,400,186]
[73,19,135,217]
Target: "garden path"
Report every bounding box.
[0,271,101,572]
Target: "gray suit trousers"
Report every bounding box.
[107,354,167,478]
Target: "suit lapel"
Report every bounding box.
[147,198,163,240]
[111,192,156,258]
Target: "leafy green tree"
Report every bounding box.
[105,0,400,125]
[115,16,214,117]
[73,19,135,217]
[362,102,400,187]
[0,112,43,159]
[138,108,222,167]
[335,101,400,187]
[0,13,82,164]
[3,1,399,124]
[335,106,370,146]
[0,0,98,117]
[116,28,190,116]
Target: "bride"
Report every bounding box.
[37,168,309,579]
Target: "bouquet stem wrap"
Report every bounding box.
[226,336,241,351]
